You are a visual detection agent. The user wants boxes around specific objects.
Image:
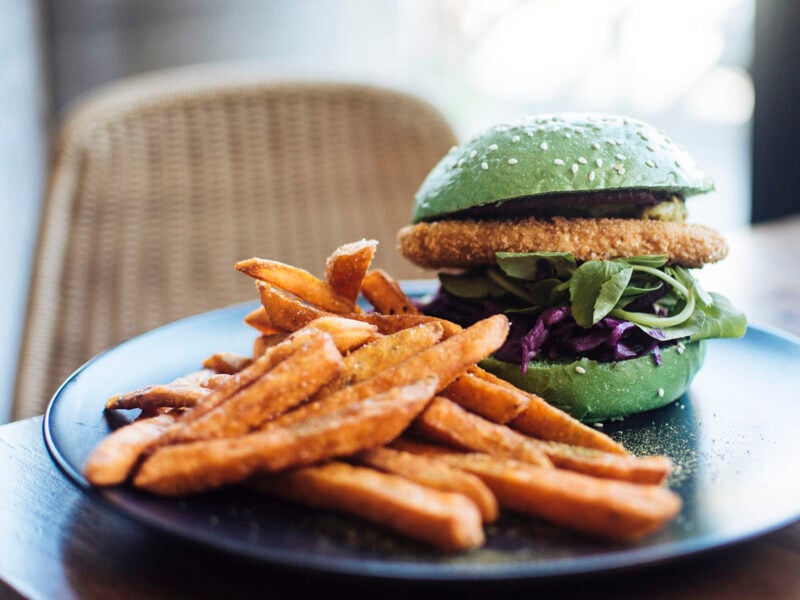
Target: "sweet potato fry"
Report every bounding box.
[244,306,281,336]
[354,446,498,523]
[361,269,419,315]
[304,315,378,351]
[172,330,343,442]
[105,384,209,411]
[84,412,178,486]
[178,326,324,422]
[415,397,553,468]
[414,397,670,484]
[202,351,252,374]
[133,377,439,496]
[258,281,459,337]
[250,461,484,552]
[467,367,628,456]
[355,313,463,337]
[400,439,681,540]
[317,321,443,397]
[236,258,353,313]
[442,371,530,424]
[324,239,378,306]
[269,314,509,430]
[253,332,290,357]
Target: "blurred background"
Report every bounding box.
[2,0,796,422]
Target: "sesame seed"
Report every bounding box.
[489,144,498,150]
[512,135,520,142]
[554,158,565,165]
[592,142,601,150]
[638,132,650,141]
[607,139,616,146]
[645,160,656,168]
[578,156,587,164]
[615,153,626,161]
[575,366,586,374]
[647,145,656,152]
[564,133,572,139]
[508,158,518,165]
[596,158,603,167]
[589,170,596,181]
[677,342,686,354]
[448,145,458,153]
[457,158,465,167]
[571,163,579,174]
[540,142,549,150]
[593,422,604,428]
[615,165,626,175]
[481,161,489,170]
[469,149,477,158]
[675,160,682,168]
[658,388,665,397]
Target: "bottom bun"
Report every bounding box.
[480,341,706,423]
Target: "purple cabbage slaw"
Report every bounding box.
[421,287,668,372]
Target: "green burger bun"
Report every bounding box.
[412,113,714,223]
[480,341,706,423]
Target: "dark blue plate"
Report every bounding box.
[44,281,800,582]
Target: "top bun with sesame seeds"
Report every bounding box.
[397,113,746,423]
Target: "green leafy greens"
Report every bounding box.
[438,252,746,342]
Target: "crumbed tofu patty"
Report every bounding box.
[397,217,728,270]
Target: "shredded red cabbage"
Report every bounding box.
[421,287,667,370]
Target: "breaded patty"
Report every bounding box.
[397,217,728,270]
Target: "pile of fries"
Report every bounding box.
[84,239,682,552]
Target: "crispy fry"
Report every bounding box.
[250,461,484,552]
[442,371,530,424]
[324,239,378,306]
[415,397,553,468]
[465,367,629,456]
[133,377,439,496]
[105,384,209,411]
[269,315,509,430]
[303,315,378,351]
[244,306,281,336]
[355,446,498,523]
[354,313,462,337]
[167,369,230,389]
[258,281,459,337]
[202,352,252,374]
[236,258,353,313]
[394,439,682,541]
[257,282,331,330]
[414,397,670,484]
[317,321,444,397]
[253,333,290,357]
[172,331,343,442]
[85,413,178,486]
[361,269,419,315]
[178,326,324,422]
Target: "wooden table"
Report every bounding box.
[2,216,800,600]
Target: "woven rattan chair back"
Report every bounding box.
[13,71,457,419]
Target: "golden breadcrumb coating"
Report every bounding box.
[397,217,728,270]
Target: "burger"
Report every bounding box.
[397,113,746,423]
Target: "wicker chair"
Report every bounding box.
[12,67,457,420]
